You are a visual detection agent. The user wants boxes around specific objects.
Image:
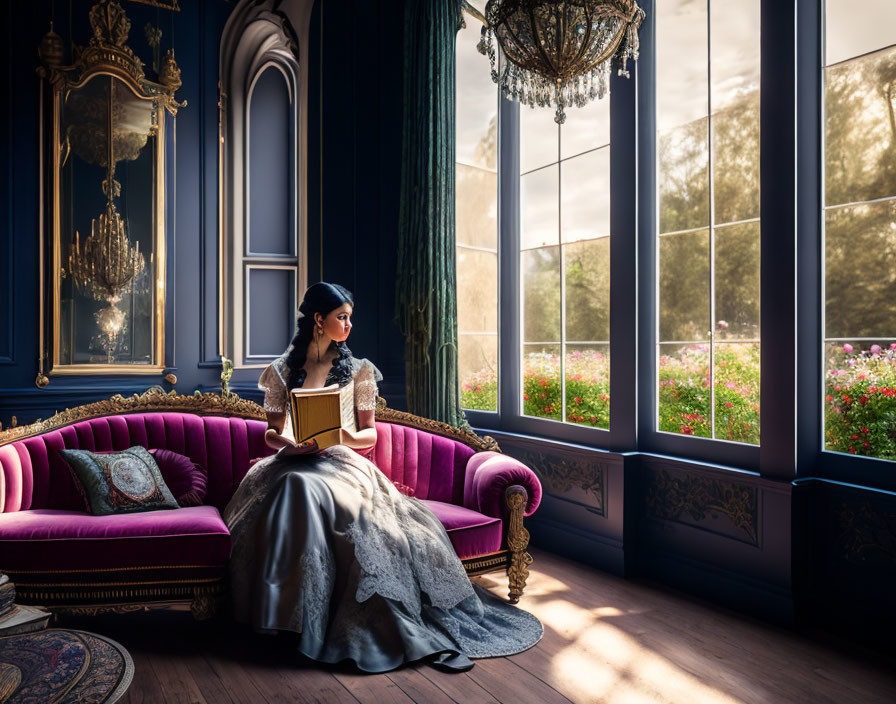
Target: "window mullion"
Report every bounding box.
[558,123,567,426]
[759,0,799,478]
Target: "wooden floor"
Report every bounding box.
[61,550,896,704]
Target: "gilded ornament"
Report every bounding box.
[505,485,533,603]
[374,398,501,453]
[38,27,65,66]
[160,49,182,91]
[0,388,266,448]
[220,356,234,398]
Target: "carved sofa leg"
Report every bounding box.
[190,588,222,621]
[505,485,533,604]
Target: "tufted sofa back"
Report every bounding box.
[370,422,475,505]
[0,413,271,513]
[0,413,481,514]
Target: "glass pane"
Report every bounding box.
[712,92,760,224]
[658,343,712,438]
[824,340,896,460]
[825,0,896,66]
[825,200,896,339]
[658,120,710,234]
[825,45,896,207]
[560,97,610,160]
[714,342,760,445]
[456,165,498,249]
[656,0,708,133]
[521,165,559,250]
[710,0,761,114]
[565,237,610,343]
[459,334,498,412]
[561,147,610,243]
[565,344,610,429]
[659,230,711,342]
[457,247,498,333]
[715,221,760,340]
[520,105,559,174]
[523,344,561,421]
[456,18,497,170]
[522,246,561,343]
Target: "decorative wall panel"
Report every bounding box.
[644,465,759,546]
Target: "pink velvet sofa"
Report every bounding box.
[0,390,541,617]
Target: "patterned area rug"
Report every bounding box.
[0,629,133,704]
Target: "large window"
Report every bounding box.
[456,13,499,412]
[655,0,761,444]
[520,100,611,429]
[823,1,896,461]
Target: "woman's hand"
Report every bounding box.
[278,438,319,457]
[265,428,319,455]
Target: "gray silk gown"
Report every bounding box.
[222,355,543,672]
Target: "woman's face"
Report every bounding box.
[319,303,353,342]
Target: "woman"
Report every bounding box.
[223,282,542,672]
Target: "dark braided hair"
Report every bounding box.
[283,282,355,391]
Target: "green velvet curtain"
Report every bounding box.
[395,0,465,427]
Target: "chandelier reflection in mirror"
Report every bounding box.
[67,79,148,363]
[38,0,184,377]
[470,0,645,124]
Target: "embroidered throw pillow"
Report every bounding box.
[59,446,179,516]
[148,449,208,507]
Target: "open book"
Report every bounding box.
[288,383,357,450]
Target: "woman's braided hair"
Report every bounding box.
[283,282,355,391]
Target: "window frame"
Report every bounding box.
[811,0,896,489]
[462,0,896,489]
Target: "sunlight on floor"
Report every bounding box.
[518,569,746,704]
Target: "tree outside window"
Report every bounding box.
[823,0,896,460]
[656,0,761,444]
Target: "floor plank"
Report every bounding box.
[332,671,416,703]
[415,666,500,704]
[384,666,459,704]
[145,649,208,704]
[465,656,573,704]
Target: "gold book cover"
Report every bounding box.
[288,383,357,450]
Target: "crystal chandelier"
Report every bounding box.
[474,0,645,124]
[69,200,146,362]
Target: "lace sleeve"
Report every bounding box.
[353,360,379,412]
[258,361,288,413]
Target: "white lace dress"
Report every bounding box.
[222,355,543,672]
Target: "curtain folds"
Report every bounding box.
[395,0,465,427]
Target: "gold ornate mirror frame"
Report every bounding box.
[37,0,184,383]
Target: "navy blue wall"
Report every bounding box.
[0,0,408,425]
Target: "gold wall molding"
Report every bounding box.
[644,467,759,546]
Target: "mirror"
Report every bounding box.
[38,0,183,378]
